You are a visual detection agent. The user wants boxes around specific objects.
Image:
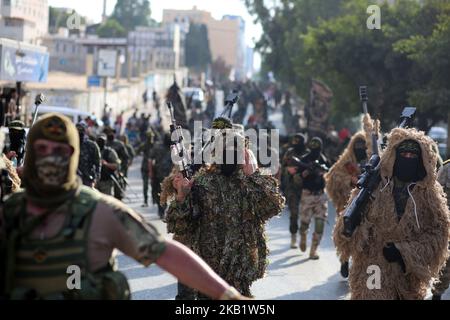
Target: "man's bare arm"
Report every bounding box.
[156,239,241,300]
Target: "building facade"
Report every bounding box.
[0,0,49,45]
[163,7,246,80]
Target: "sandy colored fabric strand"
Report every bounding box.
[333,128,450,299]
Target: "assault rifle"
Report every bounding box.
[167,102,200,218]
[287,156,329,175]
[342,90,416,237]
[167,101,193,179]
[220,89,240,118]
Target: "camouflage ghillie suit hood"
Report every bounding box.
[325,114,378,213]
[333,128,450,299]
[325,131,367,213]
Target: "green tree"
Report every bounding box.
[245,0,450,131]
[49,7,86,34]
[185,23,212,72]
[111,0,152,32]
[96,18,127,38]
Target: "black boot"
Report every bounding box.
[340,261,349,278]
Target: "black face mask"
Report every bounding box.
[9,129,26,155]
[97,139,105,150]
[393,155,425,183]
[220,148,239,177]
[309,148,321,160]
[78,130,85,143]
[293,143,305,154]
[354,148,367,162]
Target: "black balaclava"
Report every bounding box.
[96,134,106,151]
[308,137,323,160]
[353,138,367,162]
[76,123,87,143]
[292,133,306,155]
[9,128,26,161]
[393,139,426,183]
[104,127,115,142]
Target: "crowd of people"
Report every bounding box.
[0,78,449,301]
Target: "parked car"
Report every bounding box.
[428,126,448,159]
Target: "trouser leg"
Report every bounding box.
[175,282,197,300]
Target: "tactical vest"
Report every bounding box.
[100,147,118,181]
[1,187,130,300]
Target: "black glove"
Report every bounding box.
[383,243,406,273]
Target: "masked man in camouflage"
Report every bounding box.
[334,129,449,299]
[325,114,377,277]
[76,122,101,188]
[149,132,173,218]
[103,127,130,200]
[95,134,120,196]
[287,137,330,259]
[432,159,450,300]
[281,133,307,248]
[166,118,285,297]
[137,130,155,207]
[0,113,249,300]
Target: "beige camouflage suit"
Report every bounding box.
[432,160,450,298]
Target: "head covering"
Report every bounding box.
[8,120,26,131]
[23,113,80,207]
[212,117,233,130]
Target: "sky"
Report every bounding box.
[47,0,263,48]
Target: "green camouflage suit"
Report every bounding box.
[166,168,285,297]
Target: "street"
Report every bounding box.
[115,102,449,301]
[117,158,348,300]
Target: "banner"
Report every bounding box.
[306,79,333,137]
[0,42,49,83]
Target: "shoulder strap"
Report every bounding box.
[63,187,100,239]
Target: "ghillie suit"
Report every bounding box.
[166,128,285,297]
[325,114,379,214]
[333,128,450,299]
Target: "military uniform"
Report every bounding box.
[297,138,330,259]
[137,131,154,206]
[334,130,449,299]
[281,142,306,246]
[77,137,101,187]
[432,159,450,299]
[104,128,130,200]
[96,136,120,196]
[0,113,167,300]
[166,167,285,297]
[149,139,173,217]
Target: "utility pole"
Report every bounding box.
[102,0,108,23]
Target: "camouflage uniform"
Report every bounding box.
[77,137,101,187]
[282,147,305,236]
[297,139,330,259]
[149,142,173,217]
[97,146,120,196]
[166,168,285,297]
[432,159,450,299]
[106,139,130,200]
[138,131,154,206]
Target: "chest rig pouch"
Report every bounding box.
[2,187,130,300]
